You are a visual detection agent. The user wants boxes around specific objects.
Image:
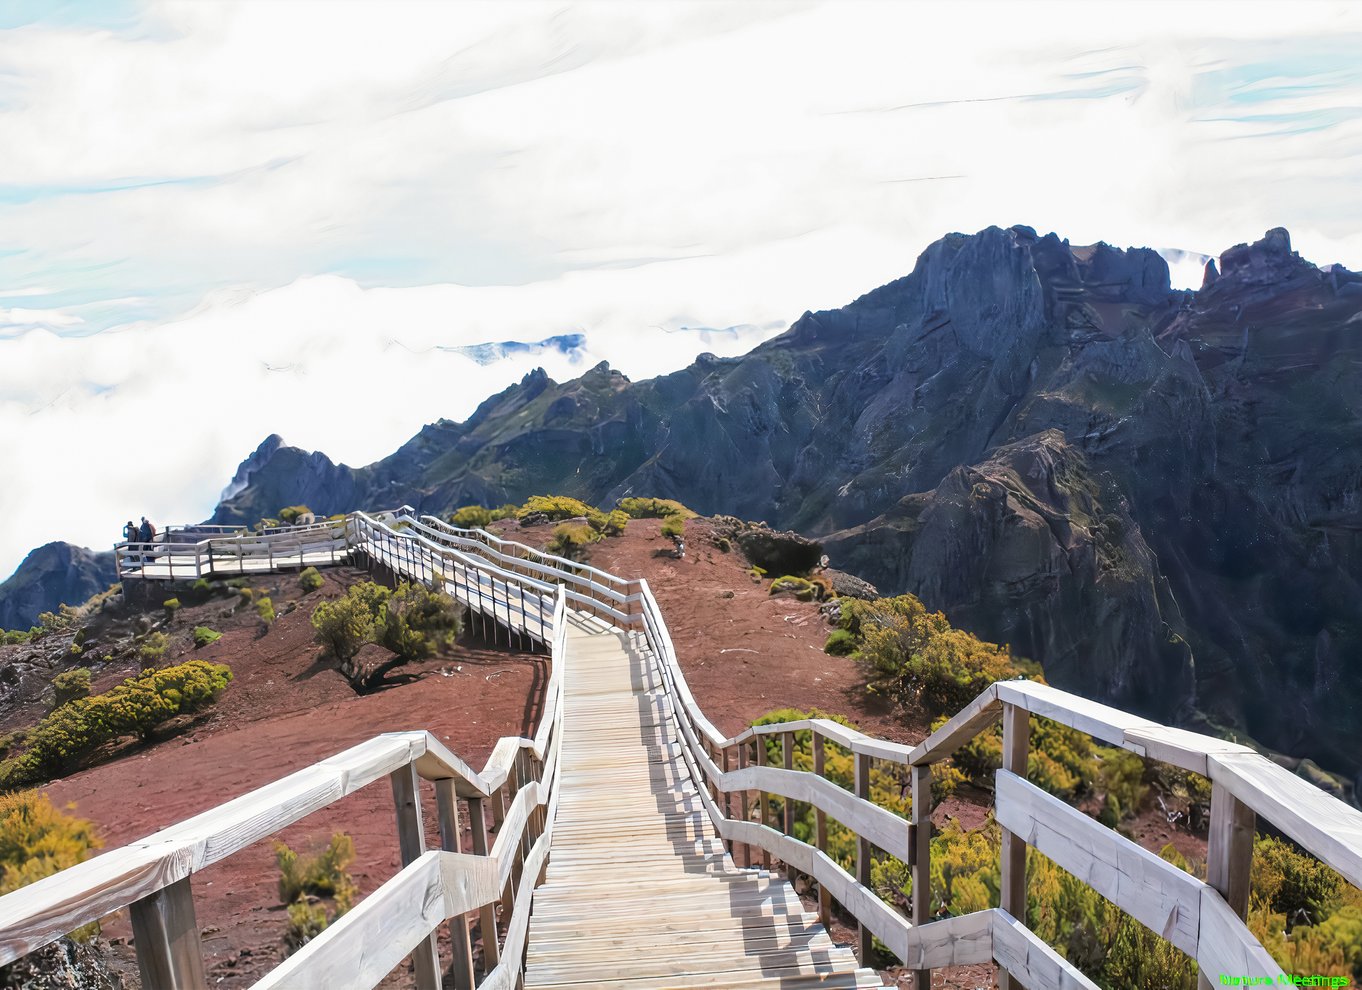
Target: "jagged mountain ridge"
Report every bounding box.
[208,225,1362,787]
[0,542,117,631]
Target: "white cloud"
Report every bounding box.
[1,0,1361,580]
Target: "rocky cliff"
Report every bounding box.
[205,225,1362,786]
[0,542,118,631]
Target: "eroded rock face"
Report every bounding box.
[160,225,1362,780]
[712,517,824,575]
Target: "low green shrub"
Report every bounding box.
[547,523,603,562]
[256,597,276,625]
[616,497,697,519]
[192,626,222,648]
[190,578,212,597]
[311,587,383,662]
[298,567,324,593]
[285,898,328,952]
[489,504,519,522]
[747,565,766,583]
[600,509,629,536]
[51,670,91,708]
[0,661,233,788]
[276,832,357,906]
[713,536,732,553]
[162,598,181,618]
[378,583,462,661]
[450,505,493,529]
[660,514,686,540]
[823,629,858,656]
[1,629,33,645]
[139,631,169,662]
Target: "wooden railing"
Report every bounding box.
[19,508,1362,990]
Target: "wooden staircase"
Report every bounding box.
[523,616,888,989]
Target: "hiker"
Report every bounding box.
[123,520,138,543]
[138,517,155,542]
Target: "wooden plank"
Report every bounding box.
[1122,725,1253,777]
[908,684,1001,766]
[994,681,1157,749]
[994,770,1202,955]
[1195,886,1284,984]
[991,909,1100,990]
[128,876,207,990]
[1208,751,1362,892]
[1206,783,1255,919]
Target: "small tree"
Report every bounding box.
[311,593,381,662]
[547,523,602,562]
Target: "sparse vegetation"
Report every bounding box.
[768,575,821,601]
[547,523,603,562]
[51,670,91,708]
[162,597,181,619]
[518,494,601,524]
[256,596,276,626]
[450,505,493,529]
[747,565,766,583]
[192,626,222,648]
[600,509,630,536]
[276,832,356,952]
[0,661,233,789]
[660,514,686,541]
[299,566,324,592]
[616,497,697,520]
[139,631,169,662]
[0,790,102,898]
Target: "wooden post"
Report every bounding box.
[854,751,873,964]
[999,704,1030,990]
[812,731,832,928]
[911,763,932,990]
[782,731,797,888]
[129,876,207,990]
[468,796,500,968]
[758,738,771,870]
[1199,783,1256,989]
[737,740,752,868]
[721,746,734,857]
[436,780,476,990]
[390,764,441,990]
[492,779,518,917]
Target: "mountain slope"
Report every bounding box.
[209,225,1362,786]
[0,542,118,631]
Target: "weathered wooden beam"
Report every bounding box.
[999,704,1030,990]
[435,779,475,990]
[910,762,932,990]
[813,730,832,928]
[467,796,499,969]
[128,876,206,990]
[854,751,873,965]
[1199,782,1256,990]
[391,764,441,990]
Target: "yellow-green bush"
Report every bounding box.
[278,505,312,525]
[0,790,101,896]
[600,509,629,537]
[769,576,820,601]
[0,661,233,789]
[192,626,222,648]
[311,587,382,661]
[823,629,858,656]
[51,670,91,708]
[162,597,181,617]
[450,505,493,529]
[660,514,686,540]
[276,832,356,953]
[312,581,460,666]
[616,497,697,520]
[138,631,169,662]
[843,594,1030,715]
[490,504,519,522]
[298,567,324,593]
[256,596,276,625]
[547,523,603,562]
[518,495,601,524]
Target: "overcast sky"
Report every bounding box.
[2,0,1360,581]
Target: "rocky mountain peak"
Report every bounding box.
[1217,227,1313,285]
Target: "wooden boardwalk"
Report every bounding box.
[523,616,888,990]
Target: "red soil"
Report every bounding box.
[22,517,1206,988]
